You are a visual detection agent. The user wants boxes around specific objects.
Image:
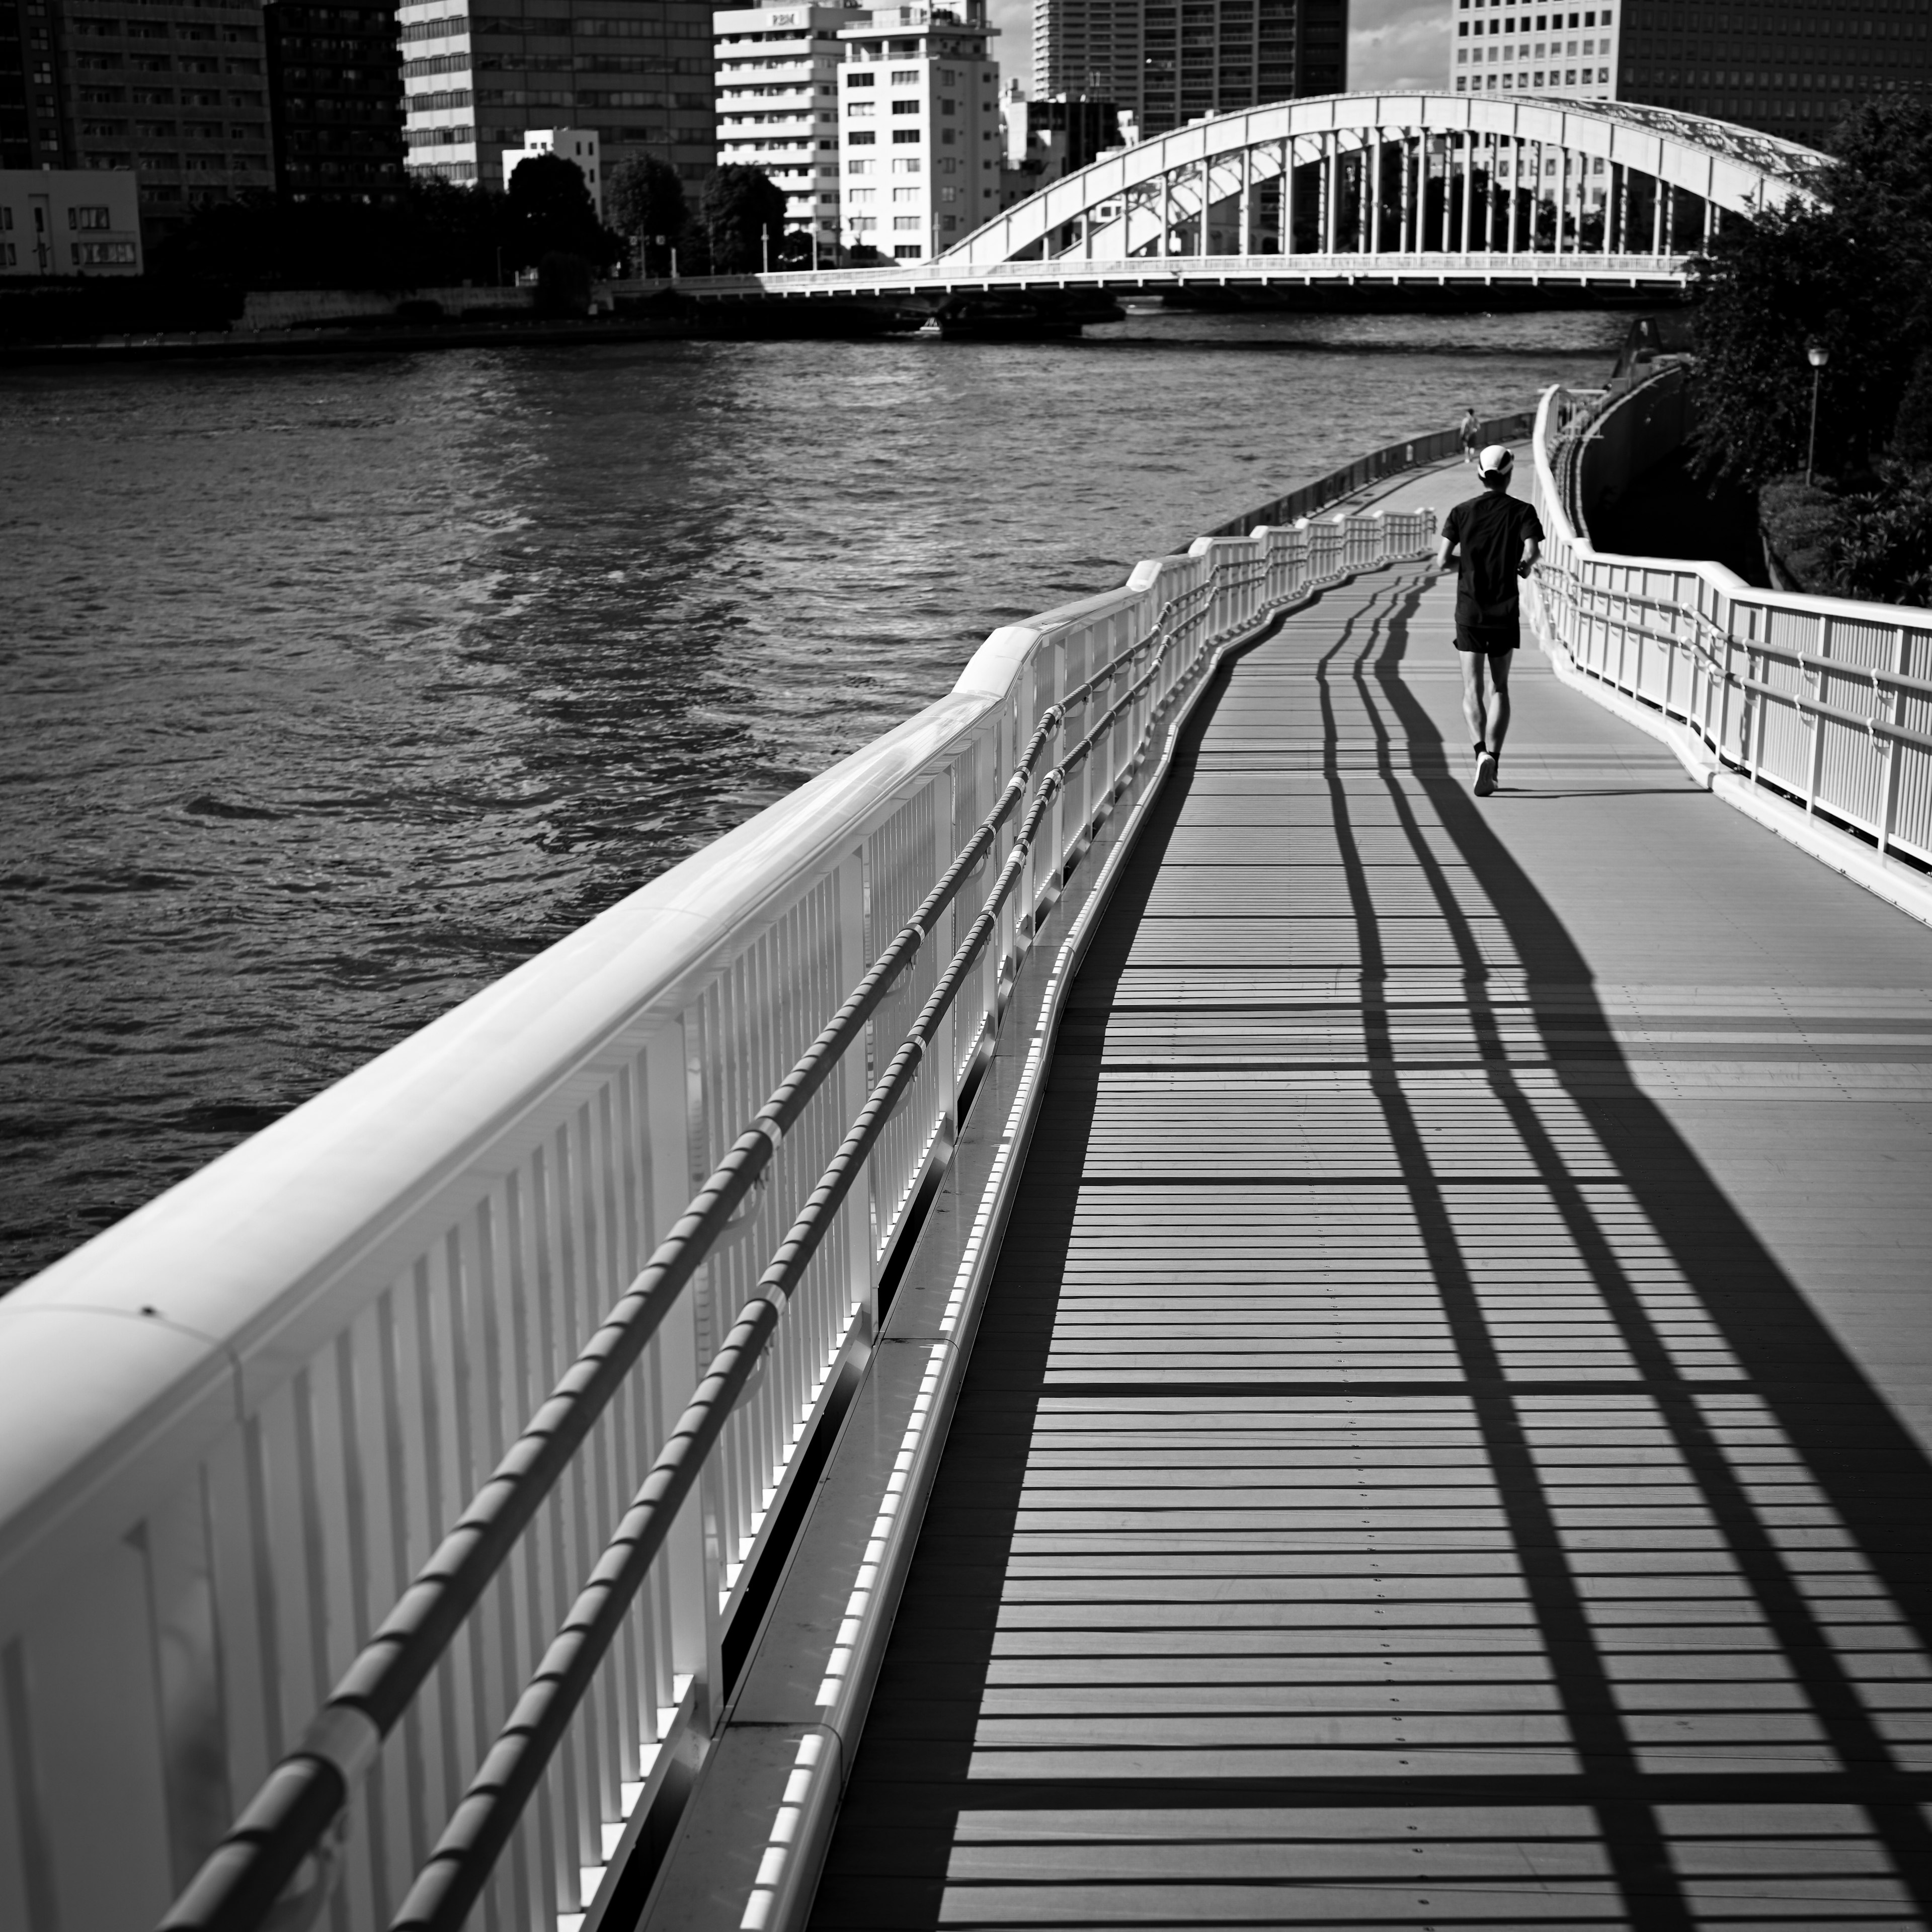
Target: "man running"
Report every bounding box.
[1459,407,1480,465]
[1435,444,1543,798]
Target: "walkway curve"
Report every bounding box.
[809,476,1932,1929]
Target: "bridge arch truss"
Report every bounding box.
[936,91,1824,279]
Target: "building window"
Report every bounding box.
[848,129,875,143]
[847,68,873,84]
[847,100,874,115]
[68,205,112,229]
[891,156,919,172]
[73,239,137,264]
[847,157,871,172]
[891,128,918,142]
[891,99,918,113]
[889,66,917,82]
[893,244,919,257]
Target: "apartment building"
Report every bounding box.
[34,0,274,237]
[1450,0,1616,105]
[263,0,406,199]
[838,0,997,261]
[399,0,714,189]
[714,0,844,255]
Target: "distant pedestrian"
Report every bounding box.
[1435,444,1544,798]
[1459,408,1480,464]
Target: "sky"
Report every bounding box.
[986,0,1450,97]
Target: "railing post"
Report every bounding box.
[1877,623,1909,859]
[1804,613,1832,816]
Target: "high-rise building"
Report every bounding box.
[1448,0,1932,149]
[41,0,276,241]
[1036,0,1344,143]
[1031,0,1133,106]
[2,0,63,169]
[837,0,998,261]
[1614,0,1929,148]
[714,0,845,256]
[1450,3,1618,107]
[263,0,406,199]
[399,0,715,190]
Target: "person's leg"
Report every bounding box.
[1484,648,1513,757]
[1459,648,1489,752]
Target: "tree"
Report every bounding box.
[1689,94,1932,488]
[506,152,613,273]
[699,165,787,275]
[606,155,688,276]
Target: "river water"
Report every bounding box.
[2,308,1619,1287]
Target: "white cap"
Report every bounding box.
[1478,444,1514,478]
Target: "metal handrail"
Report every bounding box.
[385,640,1185,1931]
[154,511,1296,1932]
[143,498,1446,1932]
[155,675,1083,1932]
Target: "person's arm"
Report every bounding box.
[1517,536,1542,579]
[1436,534,1456,573]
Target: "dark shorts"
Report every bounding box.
[1456,622,1519,655]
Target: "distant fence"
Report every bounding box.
[1532,368,1932,869]
[0,468,1437,1932]
[1207,410,1536,538]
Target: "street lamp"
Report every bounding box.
[1806,341,1830,487]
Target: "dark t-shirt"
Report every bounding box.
[1443,491,1545,635]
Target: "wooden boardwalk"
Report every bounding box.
[808,536,1932,1929]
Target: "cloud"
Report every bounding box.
[986,0,1451,99]
[1350,0,1451,94]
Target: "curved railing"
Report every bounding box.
[0,487,1436,1932]
[1530,376,1932,874]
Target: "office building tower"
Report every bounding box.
[1451,2,1617,106]
[714,0,845,255]
[837,0,998,260]
[42,0,276,240]
[1450,0,1931,149]
[1134,0,1345,140]
[264,0,406,198]
[399,0,714,190]
[1614,0,1930,148]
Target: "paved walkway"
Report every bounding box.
[810,538,1932,1928]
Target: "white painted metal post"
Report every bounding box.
[1878,625,1908,858]
[1281,136,1295,253]
[1370,132,1383,254]
[1460,131,1474,252]
[1653,170,1666,252]
[1399,128,1413,251]
[1160,169,1171,256]
[1324,133,1339,254]
[1237,144,1251,256]
[1199,153,1211,254]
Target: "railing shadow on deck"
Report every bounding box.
[807,573,1932,1929]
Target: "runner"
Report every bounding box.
[1435,444,1544,798]
[1458,407,1481,465]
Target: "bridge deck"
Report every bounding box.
[808,529,1932,1926]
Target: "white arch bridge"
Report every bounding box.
[663,91,1824,314]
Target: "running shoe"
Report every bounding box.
[1474,751,1498,797]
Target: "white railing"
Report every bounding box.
[0,502,1435,1932]
[1530,377,1932,870]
